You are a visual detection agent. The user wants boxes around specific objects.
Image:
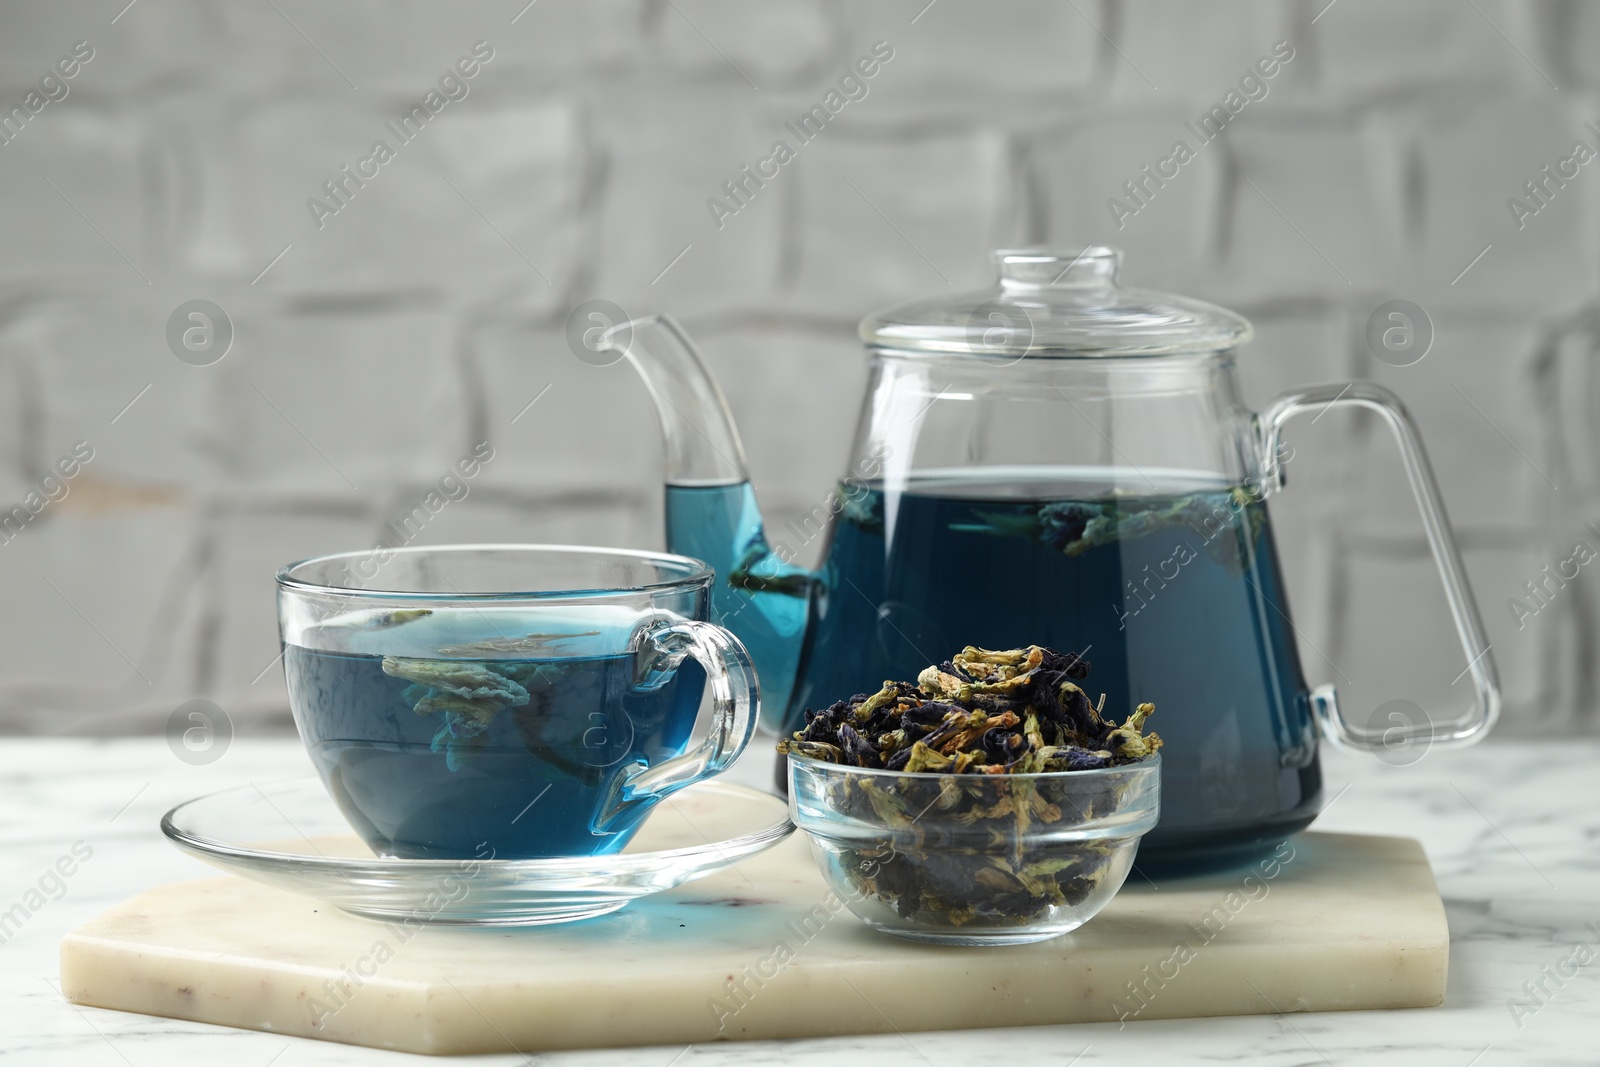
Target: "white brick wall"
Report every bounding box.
[0,0,1594,738]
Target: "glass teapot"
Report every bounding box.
[601,247,1500,870]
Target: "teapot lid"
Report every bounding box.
[859,247,1252,358]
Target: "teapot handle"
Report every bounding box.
[1258,382,1502,755]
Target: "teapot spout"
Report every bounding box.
[600,315,812,732]
[602,315,749,487]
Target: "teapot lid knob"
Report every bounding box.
[996,247,1121,290]
[859,245,1252,358]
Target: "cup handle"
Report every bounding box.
[1259,381,1502,753]
[596,616,759,830]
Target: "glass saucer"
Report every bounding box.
[161,777,793,926]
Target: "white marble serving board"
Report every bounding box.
[59,823,1448,1056]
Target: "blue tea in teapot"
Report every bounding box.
[671,469,1313,870]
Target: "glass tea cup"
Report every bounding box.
[275,544,758,861]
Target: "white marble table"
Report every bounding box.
[2,736,1594,1065]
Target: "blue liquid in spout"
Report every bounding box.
[666,481,810,731]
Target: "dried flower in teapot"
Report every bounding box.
[943,487,1267,576]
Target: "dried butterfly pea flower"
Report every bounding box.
[839,487,884,534]
[786,645,1157,775]
[361,608,434,629]
[778,645,1161,929]
[435,630,599,657]
[382,657,533,770]
[954,488,1269,576]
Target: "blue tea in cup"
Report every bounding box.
[277,545,758,860]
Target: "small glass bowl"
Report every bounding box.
[788,754,1160,945]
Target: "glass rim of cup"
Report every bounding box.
[276,542,716,601]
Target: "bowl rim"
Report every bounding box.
[784,750,1160,782]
